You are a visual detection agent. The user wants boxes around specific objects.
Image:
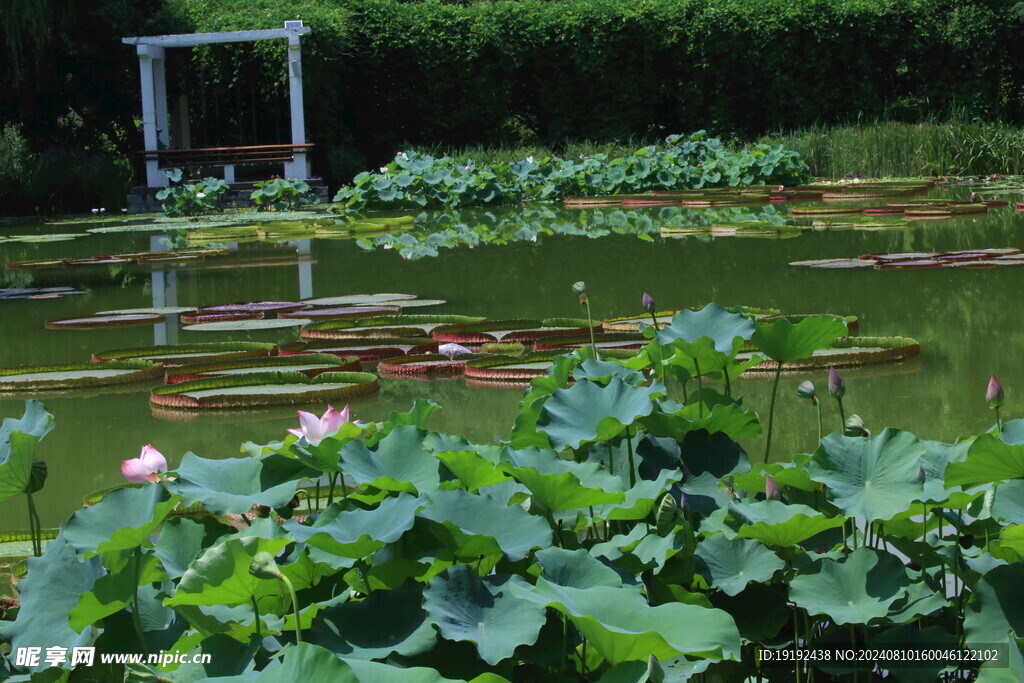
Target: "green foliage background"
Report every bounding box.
[4,0,1024,212]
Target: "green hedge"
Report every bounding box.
[163,0,1024,184]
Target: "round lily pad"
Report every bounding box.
[165,353,360,383]
[1,287,84,301]
[198,301,308,315]
[300,293,417,306]
[279,338,438,361]
[301,315,485,340]
[386,298,447,308]
[150,370,379,409]
[741,336,920,372]
[95,306,197,316]
[534,333,648,351]
[179,311,264,325]
[183,319,310,332]
[5,258,68,270]
[280,305,401,320]
[378,353,483,376]
[874,259,946,269]
[0,360,163,391]
[463,351,568,381]
[92,342,276,365]
[45,313,167,329]
[431,318,596,344]
[808,259,877,269]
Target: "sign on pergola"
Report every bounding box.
[122,22,312,188]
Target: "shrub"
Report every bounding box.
[250,177,320,211]
[155,169,229,217]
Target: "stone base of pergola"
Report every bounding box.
[127,178,329,214]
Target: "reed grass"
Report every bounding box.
[754,121,1024,178]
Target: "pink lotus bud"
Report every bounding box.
[827,366,845,399]
[986,374,1005,408]
[765,475,780,500]
[642,292,655,313]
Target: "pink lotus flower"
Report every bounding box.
[122,445,167,484]
[438,343,472,359]
[288,405,353,445]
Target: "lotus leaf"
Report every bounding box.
[499,446,624,511]
[420,488,552,561]
[168,452,302,515]
[339,425,442,494]
[63,485,180,561]
[694,534,785,596]
[788,547,911,625]
[538,377,664,450]
[703,500,845,547]
[284,494,422,560]
[946,432,1024,488]
[808,428,925,521]
[750,316,848,363]
[423,565,545,666]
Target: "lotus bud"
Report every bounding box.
[642,292,655,313]
[765,475,780,500]
[572,281,587,294]
[918,467,926,484]
[986,374,1005,408]
[647,654,666,682]
[844,414,869,437]
[796,380,817,405]
[827,366,845,399]
[249,551,282,580]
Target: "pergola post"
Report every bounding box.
[153,53,170,148]
[136,44,165,188]
[284,34,308,180]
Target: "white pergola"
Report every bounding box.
[122,22,312,188]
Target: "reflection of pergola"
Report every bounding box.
[122,22,313,189]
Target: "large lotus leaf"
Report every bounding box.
[168,452,300,516]
[434,449,509,491]
[68,551,163,632]
[285,494,422,559]
[0,535,104,670]
[992,480,1024,524]
[165,535,291,607]
[0,401,54,501]
[420,488,551,561]
[509,353,578,450]
[655,304,756,353]
[339,426,441,494]
[500,446,623,511]
[514,578,741,664]
[538,377,663,451]
[308,583,436,660]
[197,642,459,682]
[870,624,957,683]
[129,633,259,682]
[590,525,681,573]
[678,429,750,479]
[592,468,683,522]
[946,433,1024,488]
[573,356,647,386]
[807,428,925,522]
[641,402,762,444]
[533,547,626,590]
[788,547,911,625]
[702,500,844,548]
[155,517,229,579]
[750,315,848,363]
[423,565,545,666]
[917,439,970,503]
[695,534,785,596]
[63,485,181,560]
[966,564,1024,643]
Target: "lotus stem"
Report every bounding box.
[649,312,665,383]
[625,428,637,488]
[546,511,563,548]
[693,358,704,418]
[327,473,337,506]
[815,401,822,445]
[722,359,732,398]
[995,405,1002,436]
[278,572,302,644]
[132,547,150,655]
[836,396,846,430]
[763,364,784,463]
[252,596,262,638]
[583,298,599,360]
[25,492,40,557]
[794,605,801,683]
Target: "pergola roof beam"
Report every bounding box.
[122,27,310,48]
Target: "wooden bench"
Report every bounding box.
[139,143,314,183]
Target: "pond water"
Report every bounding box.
[2,186,1022,529]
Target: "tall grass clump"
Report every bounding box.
[758,121,1024,178]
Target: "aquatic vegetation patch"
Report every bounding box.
[150,371,379,409]
[92,342,275,365]
[0,287,85,301]
[44,313,167,330]
[0,360,162,391]
[791,248,1023,270]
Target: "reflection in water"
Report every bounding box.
[1,190,1022,528]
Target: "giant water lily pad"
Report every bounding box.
[279,338,438,362]
[0,360,163,391]
[432,318,595,344]
[378,354,480,376]
[95,306,196,315]
[164,354,360,383]
[93,342,275,365]
[45,313,167,329]
[301,293,417,306]
[0,286,86,301]
[302,315,485,340]
[281,305,401,320]
[150,371,378,409]
[183,319,311,332]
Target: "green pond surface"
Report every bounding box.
[1,188,1022,529]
